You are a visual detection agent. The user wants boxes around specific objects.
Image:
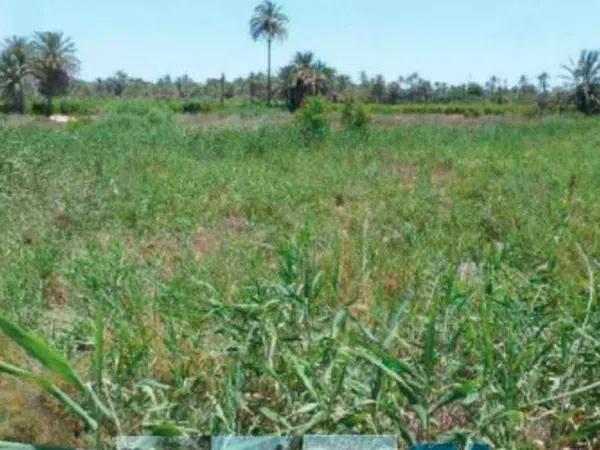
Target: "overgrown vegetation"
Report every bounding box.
[1,111,599,448]
[341,99,371,132]
[296,96,331,141]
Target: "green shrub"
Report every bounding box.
[296,96,331,142]
[168,100,183,113]
[341,99,372,132]
[31,101,50,115]
[181,100,205,114]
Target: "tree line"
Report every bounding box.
[0,1,598,115]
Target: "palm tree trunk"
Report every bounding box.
[267,39,272,106]
[17,90,26,115]
[45,96,53,116]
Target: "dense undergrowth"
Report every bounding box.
[0,96,559,119]
[0,110,599,448]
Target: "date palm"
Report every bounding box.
[250,1,288,105]
[31,31,79,115]
[563,50,600,114]
[293,51,314,69]
[0,36,32,114]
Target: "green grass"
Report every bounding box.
[0,110,599,448]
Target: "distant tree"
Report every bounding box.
[0,36,32,113]
[293,51,315,69]
[359,71,369,88]
[432,82,448,102]
[370,74,386,103]
[31,32,79,115]
[250,0,289,105]
[157,74,172,86]
[517,75,536,100]
[334,74,352,95]
[467,82,484,98]
[563,50,600,115]
[486,75,499,98]
[175,74,195,98]
[387,81,402,103]
[103,70,129,97]
[537,72,550,94]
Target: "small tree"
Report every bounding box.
[0,36,32,113]
[370,74,386,104]
[341,99,371,133]
[31,31,79,115]
[537,72,550,95]
[296,96,330,142]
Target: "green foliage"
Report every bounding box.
[180,100,207,114]
[341,99,371,132]
[296,96,331,142]
[563,50,600,115]
[31,32,79,114]
[0,36,32,114]
[30,101,48,115]
[1,114,600,448]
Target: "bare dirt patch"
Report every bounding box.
[431,162,454,185]
[192,227,221,260]
[0,378,86,446]
[226,215,248,232]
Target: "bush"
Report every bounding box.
[181,100,206,114]
[296,96,331,142]
[31,101,50,115]
[341,99,371,132]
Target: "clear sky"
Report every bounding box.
[2,0,599,86]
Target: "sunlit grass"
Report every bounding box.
[0,110,599,448]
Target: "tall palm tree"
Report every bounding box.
[563,50,600,114]
[0,36,32,113]
[250,0,288,105]
[31,31,79,115]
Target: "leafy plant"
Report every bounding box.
[341,99,371,132]
[296,96,331,142]
[0,36,32,114]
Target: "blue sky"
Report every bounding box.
[2,0,599,85]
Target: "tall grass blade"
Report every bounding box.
[0,316,86,392]
[0,361,97,430]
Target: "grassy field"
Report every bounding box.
[0,108,599,449]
